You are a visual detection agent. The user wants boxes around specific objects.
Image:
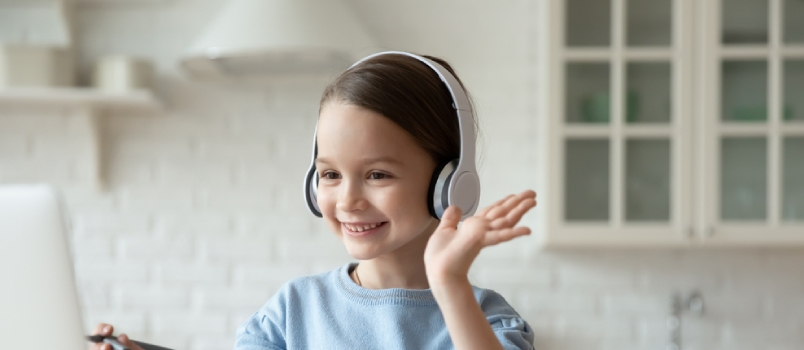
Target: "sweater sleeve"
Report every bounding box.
[233,286,289,350]
[233,311,285,350]
[478,289,535,350]
[488,313,535,350]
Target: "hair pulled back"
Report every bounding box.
[319,54,475,166]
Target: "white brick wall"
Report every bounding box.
[1,1,803,349]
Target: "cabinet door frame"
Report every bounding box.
[543,0,695,247]
[699,0,804,246]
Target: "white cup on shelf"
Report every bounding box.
[92,55,154,93]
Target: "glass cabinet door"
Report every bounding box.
[784,60,804,123]
[783,0,804,44]
[565,139,610,221]
[781,0,804,222]
[565,63,610,125]
[558,0,685,244]
[624,60,673,223]
[711,0,804,238]
[782,137,804,221]
[548,0,804,246]
[627,0,672,47]
[721,61,768,123]
[566,0,610,47]
[722,0,769,44]
[626,138,671,221]
[720,137,768,220]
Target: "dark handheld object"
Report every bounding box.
[87,335,175,350]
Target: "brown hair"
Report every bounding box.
[319,53,476,166]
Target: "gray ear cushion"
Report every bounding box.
[304,165,322,218]
[427,160,457,219]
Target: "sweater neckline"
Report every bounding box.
[336,262,439,306]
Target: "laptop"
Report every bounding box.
[0,185,174,350]
[0,184,86,349]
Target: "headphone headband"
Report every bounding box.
[347,51,477,170]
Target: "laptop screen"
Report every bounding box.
[0,185,86,350]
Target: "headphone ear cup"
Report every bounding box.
[427,160,458,219]
[304,165,322,217]
[313,172,319,197]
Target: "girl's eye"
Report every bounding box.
[368,172,388,180]
[321,171,340,180]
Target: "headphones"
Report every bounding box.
[304,51,480,221]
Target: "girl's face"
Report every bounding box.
[315,102,438,260]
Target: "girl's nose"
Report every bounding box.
[336,181,368,212]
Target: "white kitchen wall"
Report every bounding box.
[0,1,802,349]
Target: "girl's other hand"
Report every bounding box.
[89,323,144,350]
[424,190,537,286]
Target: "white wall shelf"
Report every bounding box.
[0,87,162,190]
[0,87,160,113]
[70,0,171,3]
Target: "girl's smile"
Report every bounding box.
[341,221,389,237]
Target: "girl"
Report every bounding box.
[92,52,537,350]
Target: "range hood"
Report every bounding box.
[180,0,377,77]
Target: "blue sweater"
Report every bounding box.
[234,263,534,350]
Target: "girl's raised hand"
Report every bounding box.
[424,190,537,286]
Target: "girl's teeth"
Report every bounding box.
[346,223,383,232]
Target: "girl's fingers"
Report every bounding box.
[504,198,537,226]
[489,216,511,230]
[489,198,537,230]
[482,226,531,247]
[119,334,144,350]
[475,195,513,217]
[91,323,114,349]
[485,191,532,219]
[439,206,462,230]
[483,195,519,219]
[476,190,538,220]
[93,323,113,336]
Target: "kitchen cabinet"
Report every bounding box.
[539,0,804,247]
